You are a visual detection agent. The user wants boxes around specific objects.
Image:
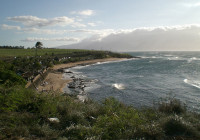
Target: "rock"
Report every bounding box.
[68,82,76,88]
[65,70,73,73]
[77,95,88,102]
[71,76,75,79]
[57,69,64,72]
[48,118,60,123]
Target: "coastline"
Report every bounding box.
[36,57,128,93]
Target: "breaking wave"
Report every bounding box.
[112,83,125,90]
[184,79,200,89]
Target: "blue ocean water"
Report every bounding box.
[69,52,200,112]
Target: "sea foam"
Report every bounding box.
[184,79,200,89]
[112,83,125,90]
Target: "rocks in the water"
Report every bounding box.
[71,76,75,79]
[65,69,90,102]
[65,70,73,73]
[68,82,76,88]
[68,77,86,91]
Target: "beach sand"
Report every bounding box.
[37,58,127,93]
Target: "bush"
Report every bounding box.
[162,116,198,138]
[0,70,26,86]
[158,98,186,114]
[0,85,200,139]
[91,97,146,139]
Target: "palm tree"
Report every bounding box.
[35,42,43,56]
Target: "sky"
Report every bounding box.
[1,0,200,51]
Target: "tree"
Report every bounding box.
[35,42,43,56]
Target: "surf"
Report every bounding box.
[184,79,200,89]
[112,83,125,90]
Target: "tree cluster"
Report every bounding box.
[0,46,24,49]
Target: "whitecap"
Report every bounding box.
[164,54,174,57]
[112,83,125,90]
[184,79,188,83]
[191,57,197,60]
[184,79,200,89]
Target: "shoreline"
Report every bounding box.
[36,58,129,93]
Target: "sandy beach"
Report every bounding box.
[36,58,127,92]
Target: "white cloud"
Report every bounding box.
[7,16,74,27]
[182,2,200,7]
[71,22,86,28]
[22,28,63,34]
[1,23,114,36]
[60,25,200,51]
[21,37,80,42]
[1,24,21,30]
[71,10,95,16]
[88,22,96,27]
[1,24,65,34]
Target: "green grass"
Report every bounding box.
[0,86,199,139]
[0,48,95,57]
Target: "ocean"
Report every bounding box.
[65,52,200,112]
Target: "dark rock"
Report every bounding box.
[68,82,76,88]
[57,69,64,72]
[65,71,73,73]
[71,76,75,79]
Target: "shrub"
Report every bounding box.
[0,85,199,139]
[158,98,186,114]
[0,70,26,86]
[162,116,198,138]
[91,97,146,139]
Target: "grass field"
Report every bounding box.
[0,49,94,57]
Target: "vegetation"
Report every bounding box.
[0,48,133,84]
[0,45,24,49]
[0,84,199,139]
[0,48,133,58]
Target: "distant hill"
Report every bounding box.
[57,40,106,51]
[57,25,200,52]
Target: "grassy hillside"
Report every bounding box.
[0,48,99,57]
[0,85,200,139]
[0,48,133,84]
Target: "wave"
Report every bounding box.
[92,58,136,66]
[71,65,90,69]
[112,83,125,90]
[184,79,200,89]
[141,55,200,62]
[140,55,180,60]
[167,56,180,60]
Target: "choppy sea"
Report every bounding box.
[64,52,200,112]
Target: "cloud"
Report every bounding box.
[7,16,74,27]
[71,10,95,16]
[88,22,96,27]
[59,25,200,51]
[21,37,80,42]
[1,24,65,34]
[1,24,114,36]
[182,2,200,7]
[71,22,86,28]
[1,24,21,30]
[22,28,63,34]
